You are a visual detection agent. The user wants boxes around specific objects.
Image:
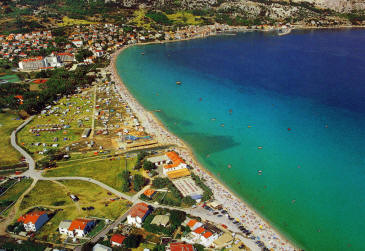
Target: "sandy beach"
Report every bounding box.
[107,38,299,251]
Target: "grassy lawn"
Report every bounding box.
[0,112,23,167]
[0,178,33,214]
[58,16,97,27]
[44,157,143,194]
[87,220,105,237]
[17,92,94,160]
[17,180,130,243]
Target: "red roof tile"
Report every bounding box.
[111,234,126,245]
[17,211,47,224]
[129,202,150,219]
[203,231,213,238]
[68,219,91,231]
[194,227,205,234]
[169,243,194,251]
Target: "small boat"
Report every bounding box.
[176,81,182,85]
[211,118,216,121]
[141,52,145,55]
[287,128,291,131]
[258,170,263,175]
[199,97,202,101]
[258,146,263,149]
[220,123,225,127]
[248,125,252,128]
[229,109,232,114]
[228,164,232,168]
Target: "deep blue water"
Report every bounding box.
[117,29,365,250]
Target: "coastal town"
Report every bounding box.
[0,18,304,251]
[1,0,365,249]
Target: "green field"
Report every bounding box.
[18,180,130,243]
[44,157,143,194]
[0,112,24,167]
[0,178,33,214]
[0,74,20,83]
[58,16,97,27]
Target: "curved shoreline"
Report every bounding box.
[108,39,299,250]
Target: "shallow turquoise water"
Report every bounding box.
[116,29,365,250]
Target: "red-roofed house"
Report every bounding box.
[163,151,189,179]
[127,202,152,228]
[143,189,156,199]
[67,218,95,238]
[193,227,205,235]
[186,219,203,231]
[200,230,218,247]
[110,234,126,247]
[17,211,49,232]
[168,242,195,251]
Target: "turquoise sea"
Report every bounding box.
[116,29,365,250]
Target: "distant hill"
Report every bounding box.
[111,0,365,12]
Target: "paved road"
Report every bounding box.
[10,116,37,177]
[40,176,133,201]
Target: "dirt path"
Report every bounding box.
[51,180,81,212]
[0,178,38,235]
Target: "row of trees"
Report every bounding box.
[191,173,213,201]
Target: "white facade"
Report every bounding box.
[200,234,218,247]
[58,220,72,235]
[163,162,187,176]
[127,215,143,228]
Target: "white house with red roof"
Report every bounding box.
[200,231,218,247]
[17,211,49,232]
[59,218,95,238]
[127,202,152,228]
[110,234,126,247]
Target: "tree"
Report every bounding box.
[194,244,205,251]
[133,174,146,191]
[143,160,155,171]
[153,244,166,251]
[182,196,196,206]
[76,49,93,62]
[152,177,170,189]
[120,170,129,192]
[169,210,186,227]
[124,234,142,248]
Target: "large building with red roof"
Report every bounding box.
[127,202,152,228]
[17,211,49,232]
[163,151,190,179]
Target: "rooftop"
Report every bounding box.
[151,215,169,226]
[167,168,190,179]
[68,218,92,231]
[129,202,150,218]
[110,234,126,244]
[17,211,47,224]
